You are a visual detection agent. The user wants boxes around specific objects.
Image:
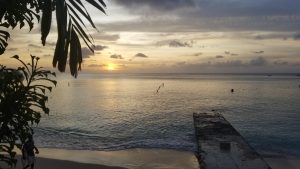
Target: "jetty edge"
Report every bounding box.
[193,112,272,169]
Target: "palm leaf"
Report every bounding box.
[41,0,52,46]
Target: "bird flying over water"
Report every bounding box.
[156,83,164,94]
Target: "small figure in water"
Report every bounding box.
[22,134,39,169]
[231,89,234,93]
[156,83,164,94]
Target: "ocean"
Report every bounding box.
[34,74,300,156]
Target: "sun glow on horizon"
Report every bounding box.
[107,64,116,71]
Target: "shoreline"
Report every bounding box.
[7,148,300,169]
[16,148,199,169]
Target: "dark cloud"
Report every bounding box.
[105,0,300,32]
[28,44,41,48]
[274,60,288,66]
[134,53,148,58]
[157,40,194,48]
[93,33,120,41]
[110,54,124,59]
[102,16,300,32]
[253,32,292,40]
[194,52,202,56]
[81,45,107,58]
[113,0,300,16]
[224,51,230,55]
[82,47,94,58]
[253,51,264,54]
[249,57,268,66]
[112,0,195,11]
[216,55,224,59]
[169,40,194,48]
[88,64,106,67]
[94,45,108,50]
[215,60,244,67]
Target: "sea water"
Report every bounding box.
[34,74,300,155]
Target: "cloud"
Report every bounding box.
[157,40,194,48]
[224,51,230,55]
[88,64,106,67]
[249,57,268,66]
[253,51,264,54]
[224,51,239,56]
[81,45,107,58]
[6,48,18,51]
[193,52,202,56]
[105,0,300,32]
[216,55,224,59]
[169,40,194,48]
[42,54,52,57]
[112,0,195,11]
[28,44,41,48]
[81,47,94,58]
[110,54,124,59]
[93,32,120,41]
[215,60,244,67]
[134,53,148,58]
[94,45,108,50]
[274,60,288,66]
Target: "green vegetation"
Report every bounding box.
[0,55,56,168]
[0,1,106,168]
[0,1,106,167]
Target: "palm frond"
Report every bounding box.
[50,0,106,77]
[0,29,10,55]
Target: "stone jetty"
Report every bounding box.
[193,112,271,169]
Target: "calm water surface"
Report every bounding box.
[35,74,300,155]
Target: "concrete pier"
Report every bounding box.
[193,112,271,169]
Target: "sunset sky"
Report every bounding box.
[1,0,300,74]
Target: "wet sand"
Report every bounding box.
[15,148,199,169]
[5,148,299,169]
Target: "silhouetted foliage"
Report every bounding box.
[0,0,106,77]
[0,55,56,168]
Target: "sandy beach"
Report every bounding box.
[2,148,298,169]
[15,157,126,169]
[13,148,199,169]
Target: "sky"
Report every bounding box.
[1,0,300,74]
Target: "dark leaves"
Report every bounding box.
[51,0,106,77]
[0,56,56,167]
[0,0,107,77]
[41,0,52,46]
[0,29,10,55]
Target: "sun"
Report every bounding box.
[107,64,115,71]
